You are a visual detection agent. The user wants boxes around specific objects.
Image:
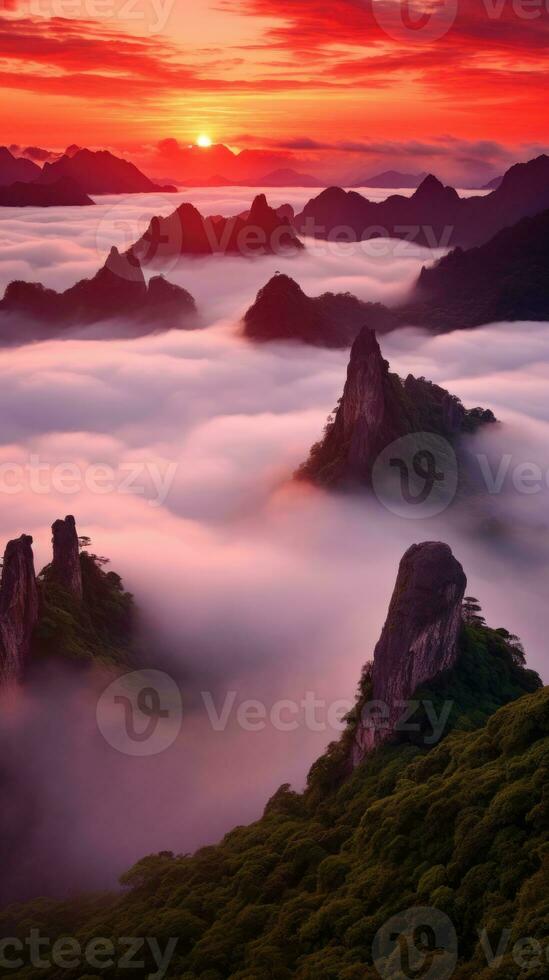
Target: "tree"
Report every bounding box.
[462,596,486,627]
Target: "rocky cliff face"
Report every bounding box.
[51,516,83,601]
[0,535,39,683]
[298,327,495,487]
[350,541,467,766]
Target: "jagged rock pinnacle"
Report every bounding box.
[0,534,39,683]
[351,541,467,766]
[51,515,83,601]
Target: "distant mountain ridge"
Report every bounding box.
[0,177,94,207]
[180,168,322,187]
[352,170,427,188]
[295,154,549,248]
[39,148,176,194]
[0,146,41,186]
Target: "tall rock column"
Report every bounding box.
[0,535,39,683]
[51,515,83,601]
[351,541,467,766]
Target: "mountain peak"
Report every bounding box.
[413,173,458,201]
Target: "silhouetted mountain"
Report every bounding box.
[0,177,94,207]
[251,168,322,187]
[39,148,176,194]
[180,168,322,188]
[0,247,196,343]
[296,154,549,248]
[298,328,495,488]
[243,273,397,346]
[150,139,315,184]
[353,170,427,188]
[401,208,549,330]
[0,146,41,185]
[133,193,303,260]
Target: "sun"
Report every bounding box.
[196,134,212,148]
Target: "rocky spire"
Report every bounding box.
[299,328,411,486]
[0,535,39,683]
[51,515,83,601]
[298,326,495,488]
[351,541,467,766]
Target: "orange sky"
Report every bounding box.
[2,0,548,176]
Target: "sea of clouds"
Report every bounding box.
[0,188,548,902]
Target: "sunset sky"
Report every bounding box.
[2,0,549,181]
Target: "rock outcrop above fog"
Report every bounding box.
[0,177,94,207]
[133,193,303,260]
[298,327,495,488]
[0,535,39,683]
[243,273,397,346]
[350,542,467,766]
[51,516,83,601]
[0,515,135,683]
[0,247,197,344]
[295,153,549,249]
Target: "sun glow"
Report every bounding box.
[196,134,212,147]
